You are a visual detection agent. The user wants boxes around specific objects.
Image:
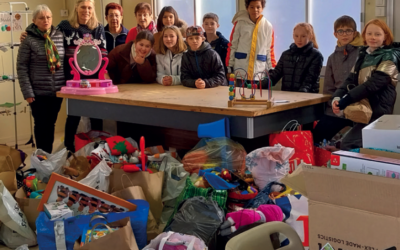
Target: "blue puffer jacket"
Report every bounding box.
[104,24,129,53]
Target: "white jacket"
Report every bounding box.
[227,10,276,79]
[156,49,184,85]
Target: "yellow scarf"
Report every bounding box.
[337,31,364,47]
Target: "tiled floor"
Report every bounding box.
[0,132,64,250]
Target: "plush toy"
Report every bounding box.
[220,205,284,236]
[106,136,137,156]
[220,169,232,181]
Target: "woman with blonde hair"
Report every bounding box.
[58,0,107,152]
[268,22,323,93]
[156,26,187,86]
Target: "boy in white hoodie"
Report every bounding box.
[226,0,276,80]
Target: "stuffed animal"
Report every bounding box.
[220,204,284,236]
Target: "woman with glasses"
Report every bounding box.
[104,3,129,53]
[17,5,65,153]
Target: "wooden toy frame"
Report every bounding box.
[227,70,274,109]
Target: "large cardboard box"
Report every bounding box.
[331,149,400,178]
[362,115,400,152]
[281,165,400,250]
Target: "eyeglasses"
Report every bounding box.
[108,14,120,18]
[336,29,354,36]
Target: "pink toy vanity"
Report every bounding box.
[60,34,118,95]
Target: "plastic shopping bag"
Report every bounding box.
[79,160,112,193]
[143,231,207,250]
[275,195,309,250]
[182,138,246,174]
[246,144,294,190]
[31,148,67,183]
[0,180,37,248]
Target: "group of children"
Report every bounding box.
[106,0,399,150]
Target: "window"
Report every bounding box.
[156,0,236,36]
[263,0,363,65]
[156,0,195,26]
[310,0,362,65]
[263,0,306,61]
[195,0,236,38]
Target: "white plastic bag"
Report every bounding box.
[79,160,112,192]
[246,144,295,189]
[159,154,188,202]
[31,148,68,183]
[143,231,207,250]
[0,180,37,248]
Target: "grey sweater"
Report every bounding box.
[323,43,359,116]
[17,24,65,99]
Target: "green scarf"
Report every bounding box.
[35,27,61,74]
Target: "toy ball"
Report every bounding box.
[6,26,11,31]
[229,96,234,101]
[229,73,235,79]
[1,26,5,31]
[229,86,234,91]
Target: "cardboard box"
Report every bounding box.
[281,165,400,250]
[331,149,400,178]
[362,115,400,152]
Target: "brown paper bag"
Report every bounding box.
[0,145,24,171]
[112,186,160,240]
[0,155,17,195]
[74,217,138,250]
[15,182,47,231]
[344,98,373,124]
[109,169,164,223]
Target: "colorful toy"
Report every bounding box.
[228,69,273,109]
[30,190,44,199]
[60,33,118,95]
[24,175,38,191]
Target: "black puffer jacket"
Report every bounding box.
[181,42,227,88]
[268,42,323,93]
[334,45,400,121]
[17,24,65,99]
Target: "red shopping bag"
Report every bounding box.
[75,130,111,151]
[269,130,315,165]
[314,147,331,167]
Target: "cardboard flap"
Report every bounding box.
[281,165,400,217]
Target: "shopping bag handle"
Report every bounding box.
[158,232,176,250]
[89,215,108,227]
[158,155,169,172]
[4,155,14,172]
[281,120,300,132]
[89,223,113,242]
[67,150,78,163]
[121,174,135,189]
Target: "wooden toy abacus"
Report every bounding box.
[228,69,273,108]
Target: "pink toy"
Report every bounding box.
[60,34,118,95]
[220,205,284,236]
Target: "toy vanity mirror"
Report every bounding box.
[60,34,118,95]
[75,45,101,75]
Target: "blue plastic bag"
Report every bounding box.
[36,199,149,250]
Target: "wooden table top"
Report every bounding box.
[57,84,331,117]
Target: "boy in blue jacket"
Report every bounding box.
[203,13,229,73]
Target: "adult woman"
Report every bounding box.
[58,0,107,152]
[104,2,128,53]
[107,30,157,84]
[17,5,65,153]
[125,2,157,43]
[333,19,400,150]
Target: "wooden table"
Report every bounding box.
[57,84,331,139]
